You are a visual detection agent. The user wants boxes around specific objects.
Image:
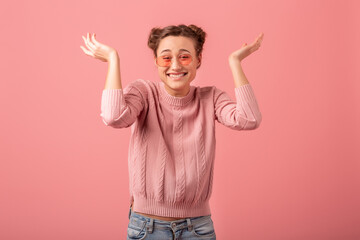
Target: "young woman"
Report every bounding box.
[81,24,263,240]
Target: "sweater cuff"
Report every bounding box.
[234,84,258,103]
[102,89,123,106]
[101,89,124,122]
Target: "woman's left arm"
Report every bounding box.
[214,33,264,130]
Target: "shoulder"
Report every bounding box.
[125,78,154,90]
[124,79,157,96]
[195,85,221,100]
[194,85,233,105]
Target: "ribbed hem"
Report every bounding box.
[158,82,195,107]
[235,84,256,105]
[235,84,258,103]
[132,196,211,218]
[234,84,262,126]
[100,89,125,125]
[102,88,123,107]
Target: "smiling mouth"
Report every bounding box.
[167,72,188,79]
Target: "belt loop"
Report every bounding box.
[147,218,154,233]
[187,218,193,231]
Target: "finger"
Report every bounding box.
[87,32,96,49]
[250,45,260,53]
[80,46,94,57]
[255,36,262,44]
[250,42,261,52]
[255,33,264,42]
[91,33,100,46]
[250,39,258,47]
[254,35,263,47]
[87,32,97,49]
[82,35,95,52]
[80,45,95,57]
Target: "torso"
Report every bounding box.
[131,201,185,221]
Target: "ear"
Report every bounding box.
[154,56,157,67]
[197,53,202,66]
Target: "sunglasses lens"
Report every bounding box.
[179,54,192,65]
[156,54,192,67]
[156,56,171,67]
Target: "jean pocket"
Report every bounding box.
[191,217,216,238]
[127,216,148,240]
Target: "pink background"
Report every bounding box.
[1,0,359,239]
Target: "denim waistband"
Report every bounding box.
[128,204,212,233]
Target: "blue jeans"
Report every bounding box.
[127,204,216,240]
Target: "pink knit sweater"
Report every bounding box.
[100,79,262,218]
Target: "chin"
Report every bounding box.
[172,78,191,85]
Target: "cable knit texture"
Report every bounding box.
[100,79,262,218]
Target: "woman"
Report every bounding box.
[81,24,263,240]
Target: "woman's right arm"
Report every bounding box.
[81,33,145,128]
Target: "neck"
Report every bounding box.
[164,85,190,97]
[159,82,195,107]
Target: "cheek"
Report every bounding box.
[189,66,197,74]
[158,69,165,76]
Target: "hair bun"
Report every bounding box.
[188,24,206,41]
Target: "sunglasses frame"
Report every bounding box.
[155,53,194,67]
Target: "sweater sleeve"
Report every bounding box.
[214,83,262,130]
[100,82,146,128]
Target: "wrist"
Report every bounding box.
[108,51,119,62]
[228,54,243,65]
[229,57,243,70]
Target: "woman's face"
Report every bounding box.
[155,36,201,97]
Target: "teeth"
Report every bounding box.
[168,73,186,78]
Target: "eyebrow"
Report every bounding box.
[160,49,190,54]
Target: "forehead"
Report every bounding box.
[157,36,196,55]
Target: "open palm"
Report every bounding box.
[230,33,264,62]
[80,33,117,62]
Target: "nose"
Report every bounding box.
[170,57,182,70]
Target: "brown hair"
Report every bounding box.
[147,24,207,69]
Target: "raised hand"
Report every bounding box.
[80,33,117,62]
[229,33,264,62]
